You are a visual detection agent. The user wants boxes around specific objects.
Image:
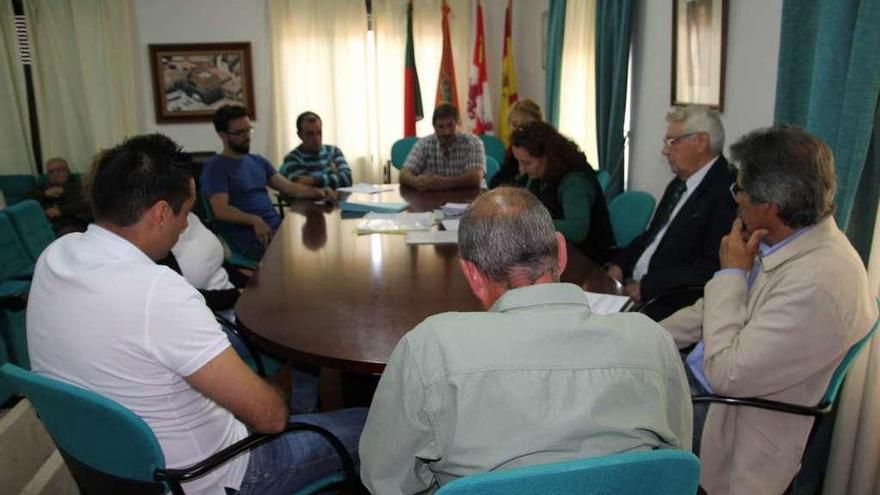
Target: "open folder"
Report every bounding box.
[340,201,408,213]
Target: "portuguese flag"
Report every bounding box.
[404,0,423,136]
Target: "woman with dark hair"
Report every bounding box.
[510,121,615,262]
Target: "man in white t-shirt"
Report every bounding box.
[26,134,366,495]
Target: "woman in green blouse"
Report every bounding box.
[510,122,615,262]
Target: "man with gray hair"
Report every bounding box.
[359,187,692,494]
[608,105,737,320]
[661,126,877,495]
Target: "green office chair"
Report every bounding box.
[478,135,506,167]
[435,449,700,495]
[390,137,419,170]
[485,156,500,185]
[195,192,259,270]
[596,170,610,194]
[0,174,36,205]
[215,314,284,378]
[692,300,879,494]
[0,212,34,299]
[5,199,56,263]
[0,363,362,495]
[608,191,656,248]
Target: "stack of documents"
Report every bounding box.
[405,230,458,245]
[583,291,632,315]
[341,201,408,213]
[441,202,469,216]
[337,183,394,194]
[441,218,460,231]
[357,212,435,234]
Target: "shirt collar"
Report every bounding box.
[490,283,589,313]
[87,223,156,265]
[759,225,815,258]
[684,155,719,192]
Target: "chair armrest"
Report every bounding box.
[156,422,365,493]
[630,285,705,314]
[692,394,832,416]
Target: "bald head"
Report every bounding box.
[458,187,560,287]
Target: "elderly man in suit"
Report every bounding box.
[607,105,737,321]
[662,126,877,495]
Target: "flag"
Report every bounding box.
[435,0,459,109]
[498,0,519,145]
[404,0,423,137]
[466,1,493,135]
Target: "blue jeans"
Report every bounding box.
[230,407,368,495]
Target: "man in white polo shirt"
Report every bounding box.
[26,134,366,494]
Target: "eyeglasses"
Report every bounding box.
[663,132,698,147]
[729,182,744,200]
[226,126,255,137]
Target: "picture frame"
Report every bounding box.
[671,0,728,110]
[148,42,256,123]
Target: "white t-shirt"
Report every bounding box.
[172,213,233,291]
[27,224,248,494]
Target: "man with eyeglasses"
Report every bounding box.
[607,105,737,320]
[201,105,334,260]
[28,157,90,235]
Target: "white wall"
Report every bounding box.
[628,0,782,198]
[133,0,272,154]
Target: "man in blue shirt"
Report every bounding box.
[279,111,353,189]
[200,105,334,259]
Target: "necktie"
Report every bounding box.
[643,179,687,246]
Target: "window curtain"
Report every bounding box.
[0,1,35,174]
[544,0,566,127]
[25,0,141,173]
[557,0,598,168]
[773,1,880,493]
[594,0,633,198]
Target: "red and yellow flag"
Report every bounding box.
[435,0,459,109]
[466,1,493,134]
[498,0,519,145]
[404,0,424,136]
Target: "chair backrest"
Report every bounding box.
[0,212,35,280]
[0,338,14,404]
[0,174,36,205]
[820,299,880,406]
[485,155,500,185]
[435,449,700,495]
[0,363,167,492]
[596,170,610,193]
[608,191,656,247]
[0,306,29,370]
[5,199,56,262]
[391,137,419,169]
[479,134,506,166]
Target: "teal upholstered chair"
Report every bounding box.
[5,199,56,263]
[478,134,506,167]
[195,193,259,270]
[607,191,656,248]
[0,174,36,205]
[215,314,284,378]
[0,306,28,370]
[692,300,879,494]
[435,450,700,495]
[0,363,361,495]
[390,137,419,170]
[485,156,500,186]
[596,170,610,194]
[0,212,34,299]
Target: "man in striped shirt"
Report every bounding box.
[279,111,353,189]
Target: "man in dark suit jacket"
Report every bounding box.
[608,106,736,321]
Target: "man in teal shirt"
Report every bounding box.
[359,187,692,494]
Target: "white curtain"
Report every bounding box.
[824,205,880,494]
[0,1,36,174]
[558,0,599,168]
[25,0,142,173]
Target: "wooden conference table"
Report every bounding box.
[236,185,625,375]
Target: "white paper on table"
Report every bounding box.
[405,230,459,245]
[441,218,460,231]
[583,291,632,315]
[357,212,435,234]
[441,202,469,216]
[337,183,394,194]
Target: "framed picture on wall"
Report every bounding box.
[671,0,728,110]
[148,42,256,123]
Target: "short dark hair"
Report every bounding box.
[432,103,459,125]
[89,134,193,227]
[510,121,591,182]
[296,111,322,132]
[731,125,836,228]
[459,187,559,287]
[213,105,248,133]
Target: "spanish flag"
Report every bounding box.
[435,0,459,109]
[404,0,424,136]
[498,0,519,146]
